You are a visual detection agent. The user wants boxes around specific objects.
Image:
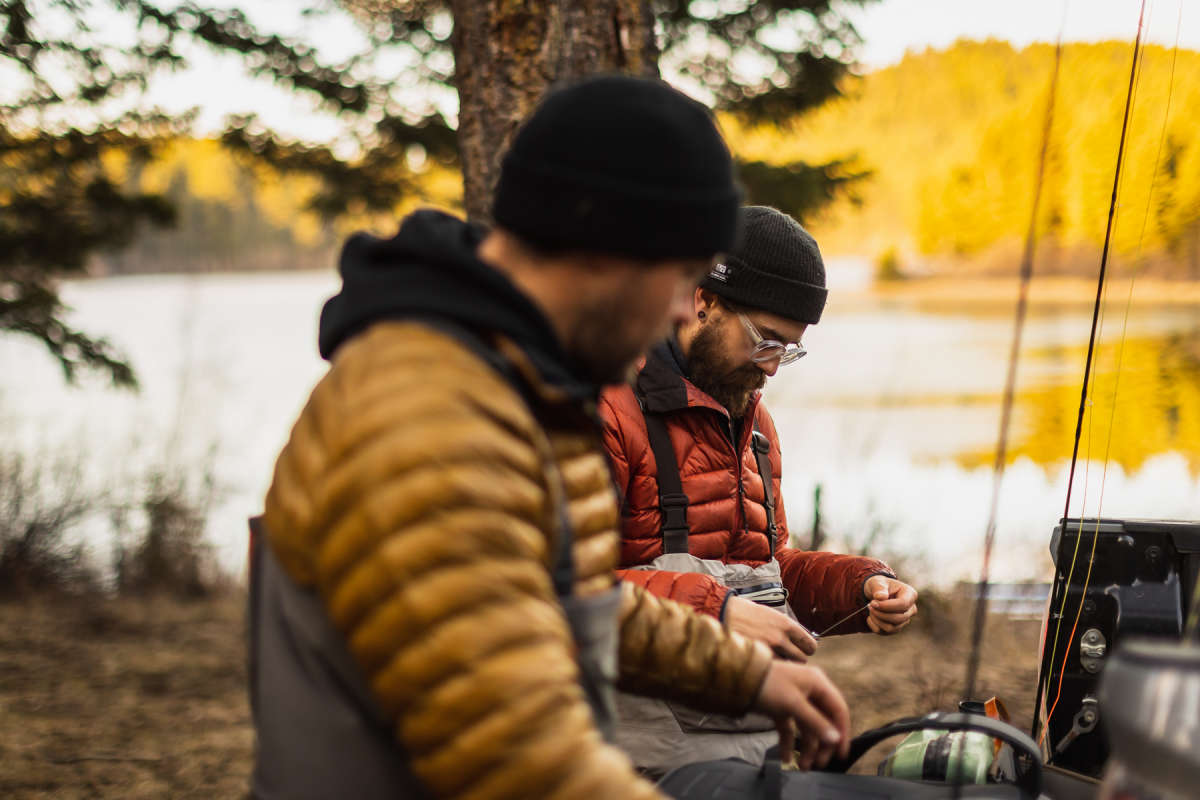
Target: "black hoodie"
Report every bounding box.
[318,209,598,403]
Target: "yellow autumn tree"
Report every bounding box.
[731,39,1200,276]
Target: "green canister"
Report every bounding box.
[877,727,995,784]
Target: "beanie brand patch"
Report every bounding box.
[697,207,828,325]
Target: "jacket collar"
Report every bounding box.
[636,336,763,427]
[319,209,600,405]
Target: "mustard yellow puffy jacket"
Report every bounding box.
[262,321,773,800]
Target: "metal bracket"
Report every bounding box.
[1054,696,1100,754]
[1080,628,1108,673]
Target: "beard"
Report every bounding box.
[686,323,765,418]
[566,291,671,388]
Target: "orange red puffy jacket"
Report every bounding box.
[599,339,893,635]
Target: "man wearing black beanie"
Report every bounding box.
[251,78,852,800]
[601,206,918,775]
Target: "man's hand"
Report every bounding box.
[863,575,918,635]
[724,595,818,661]
[753,661,850,770]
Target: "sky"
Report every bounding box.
[845,0,1195,69]
[36,0,1198,142]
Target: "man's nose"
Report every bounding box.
[756,358,780,377]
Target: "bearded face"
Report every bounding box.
[686,319,767,418]
[565,257,711,387]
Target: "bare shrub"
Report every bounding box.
[112,462,220,598]
[0,450,101,596]
[0,441,227,600]
[912,650,959,711]
[909,584,960,642]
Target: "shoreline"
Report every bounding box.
[850,276,1200,306]
[66,267,1200,307]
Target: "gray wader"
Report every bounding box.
[248,322,620,798]
[614,410,789,778]
[248,513,621,798]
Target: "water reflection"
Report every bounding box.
[767,292,1200,582]
[960,328,1200,473]
[4,272,1197,583]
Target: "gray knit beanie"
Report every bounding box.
[700,206,828,324]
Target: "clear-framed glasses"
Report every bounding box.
[738,314,806,365]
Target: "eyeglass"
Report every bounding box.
[739,314,806,365]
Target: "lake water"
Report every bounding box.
[7,262,1199,585]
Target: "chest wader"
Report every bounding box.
[247,323,620,799]
[614,407,793,778]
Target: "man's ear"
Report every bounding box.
[695,287,721,316]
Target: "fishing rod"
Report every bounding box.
[1036,0,1151,748]
[1187,578,1200,641]
[961,18,1065,707]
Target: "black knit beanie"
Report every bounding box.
[492,75,741,260]
[700,206,828,324]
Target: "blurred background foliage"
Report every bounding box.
[734,39,1200,277]
[2,0,873,385]
[92,137,463,274]
[36,37,1200,284]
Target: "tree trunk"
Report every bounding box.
[449,0,658,223]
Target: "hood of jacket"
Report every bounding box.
[318,209,597,402]
[635,336,762,425]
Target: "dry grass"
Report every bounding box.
[0,593,252,799]
[0,588,1042,796]
[814,588,1043,773]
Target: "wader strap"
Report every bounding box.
[751,426,777,556]
[548,474,576,599]
[643,411,690,555]
[248,515,264,719]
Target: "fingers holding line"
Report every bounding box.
[774,635,809,662]
[870,596,916,614]
[790,624,818,656]
[867,615,913,634]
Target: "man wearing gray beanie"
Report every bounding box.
[251,79,853,800]
[600,205,918,776]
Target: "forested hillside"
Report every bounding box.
[730,39,1200,277]
[93,139,462,275]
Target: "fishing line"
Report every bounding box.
[1186,571,1200,640]
[961,27,1065,705]
[1077,0,1185,656]
[814,603,872,638]
[1041,12,1152,750]
[1005,0,1074,746]
[1089,0,1183,547]
[1046,0,1167,743]
[1058,0,1147,552]
[1039,0,1149,749]
[1055,0,1159,691]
